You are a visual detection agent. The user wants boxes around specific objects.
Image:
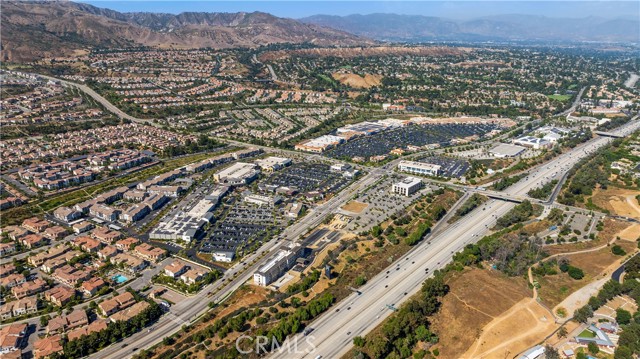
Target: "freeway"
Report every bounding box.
[33,67,637,357]
[31,73,152,124]
[103,118,640,359]
[87,166,386,359]
[276,117,640,359]
[556,86,586,118]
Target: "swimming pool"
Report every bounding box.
[112,274,128,284]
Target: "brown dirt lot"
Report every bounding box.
[340,201,369,214]
[536,241,637,308]
[617,223,640,241]
[332,72,382,88]
[461,298,558,359]
[590,187,640,220]
[429,268,530,359]
[215,285,270,320]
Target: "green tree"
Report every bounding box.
[588,341,599,354]
[545,345,560,359]
[616,308,632,325]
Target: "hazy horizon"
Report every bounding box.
[82,1,639,20]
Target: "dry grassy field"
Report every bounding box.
[429,268,531,359]
[340,200,369,214]
[591,187,640,220]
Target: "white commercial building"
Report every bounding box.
[243,193,281,206]
[489,144,526,158]
[392,177,423,196]
[255,156,292,172]
[294,135,344,153]
[398,160,441,177]
[513,136,552,149]
[214,162,259,186]
[253,243,302,286]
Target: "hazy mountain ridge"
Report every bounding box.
[300,13,639,43]
[0,1,372,62]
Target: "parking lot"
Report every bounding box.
[199,203,282,254]
[326,123,499,160]
[338,175,434,232]
[264,162,349,194]
[416,156,470,178]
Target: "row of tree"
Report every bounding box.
[51,300,164,359]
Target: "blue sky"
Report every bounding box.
[83,1,639,19]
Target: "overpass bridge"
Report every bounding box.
[594,130,625,138]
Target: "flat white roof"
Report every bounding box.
[394,177,422,188]
[398,160,442,171]
[216,162,257,178]
[255,156,291,168]
[257,249,291,274]
[490,144,526,156]
[302,135,344,148]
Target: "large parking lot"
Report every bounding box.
[264,162,349,194]
[416,156,470,178]
[199,203,282,254]
[326,123,498,160]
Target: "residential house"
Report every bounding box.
[66,319,109,341]
[134,243,166,262]
[43,226,68,241]
[0,297,38,319]
[4,226,28,241]
[115,237,139,251]
[72,236,102,253]
[0,273,26,288]
[98,292,135,317]
[33,334,63,359]
[97,245,119,260]
[91,227,122,244]
[181,268,207,284]
[81,277,106,296]
[0,323,27,354]
[19,234,47,249]
[0,242,16,256]
[21,217,50,233]
[44,286,76,307]
[110,253,147,273]
[109,301,149,322]
[0,263,16,278]
[71,221,94,234]
[53,207,82,223]
[164,260,189,278]
[11,279,47,299]
[53,265,92,287]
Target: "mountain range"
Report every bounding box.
[0,1,370,62]
[1,1,637,63]
[300,13,639,43]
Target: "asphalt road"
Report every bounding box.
[87,166,385,359]
[24,72,635,357]
[94,118,640,359]
[33,74,152,124]
[275,118,640,359]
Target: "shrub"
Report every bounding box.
[567,266,585,280]
[611,245,626,256]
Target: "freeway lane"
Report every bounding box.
[88,168,384,359]
[32,73,152,123]
[280,199,515,359]
[276,118,640,359]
